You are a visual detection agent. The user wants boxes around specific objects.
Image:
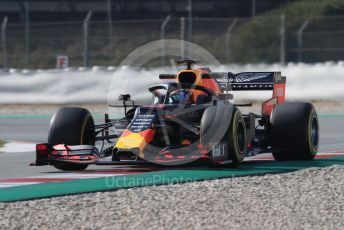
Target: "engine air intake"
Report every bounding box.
[177,72,197,84]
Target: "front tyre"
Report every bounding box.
[48,107,95,170]
[226,107,246,167]
[201,106,246,168]
[270,102,319,161]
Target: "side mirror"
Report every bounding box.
[118,94,131,101]
[118,94,135,117]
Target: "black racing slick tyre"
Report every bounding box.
[270,102,319,161]
[48,107,95,171]
[225,107,246,167]
[201,106,246,168]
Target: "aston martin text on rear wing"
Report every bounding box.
[212,72,286,91]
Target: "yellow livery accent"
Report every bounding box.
[115,132,148,151]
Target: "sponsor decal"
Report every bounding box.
[211,143,227,160]
[216,72,277,90]
[231,72,272,83]
[130,113,156,132]
[275,87,285,97]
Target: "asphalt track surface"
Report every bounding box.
[0,114,344,180]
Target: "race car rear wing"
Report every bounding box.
[209,72,286,116]
[207,72,285,91]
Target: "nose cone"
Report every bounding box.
[115,129,155,157]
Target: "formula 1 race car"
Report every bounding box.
[34,59,319,170]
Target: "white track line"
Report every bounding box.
[29,173,128,179]
[0,173,130,188]
[0,182,40,188]
[0,141,36,153]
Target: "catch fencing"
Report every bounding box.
[1,14,344,69]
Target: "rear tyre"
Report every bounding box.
[48,107,95,170]
[270,102,319,161]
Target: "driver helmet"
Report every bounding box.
[169,89,193,104]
